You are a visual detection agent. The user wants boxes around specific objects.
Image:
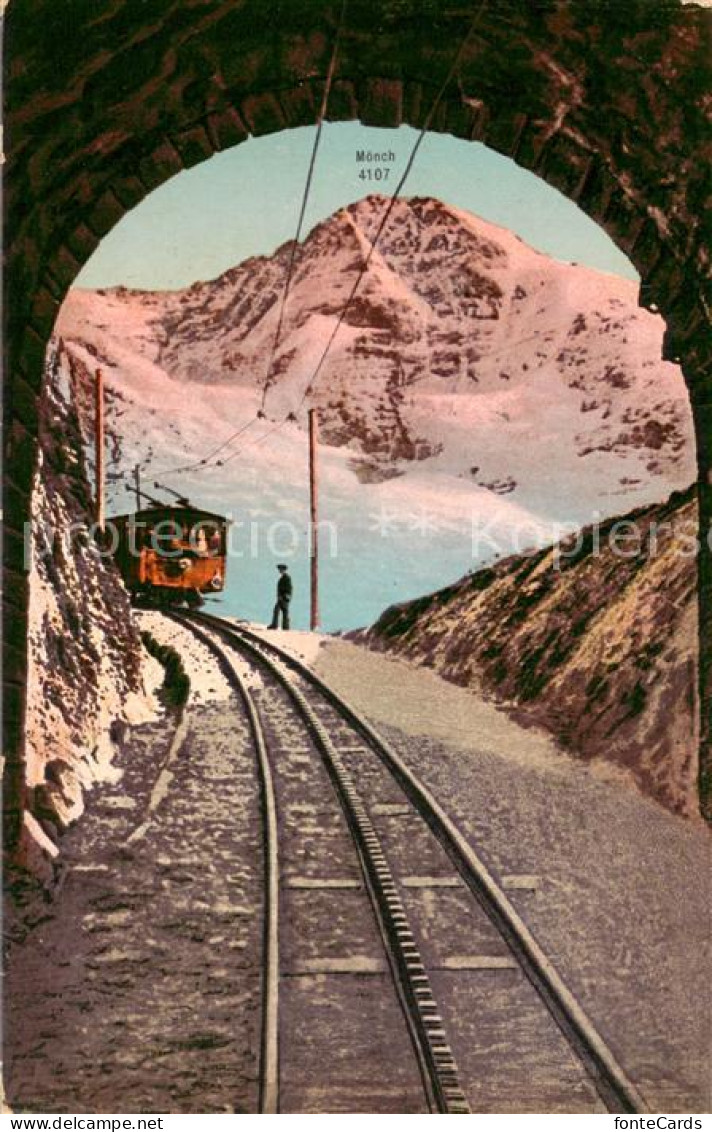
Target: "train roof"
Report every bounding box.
[110,504,229,524]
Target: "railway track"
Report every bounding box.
[170,610,648,1116]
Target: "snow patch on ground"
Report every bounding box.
[136,611,237,703]
[240,622,328,667]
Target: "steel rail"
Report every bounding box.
[173,611,470,1114]
[191,612,649,1116]
[166,614,280,1113]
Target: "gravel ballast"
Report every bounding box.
[311,637,711,1113]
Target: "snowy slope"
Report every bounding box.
[54,196,696,630]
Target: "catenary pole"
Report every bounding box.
[95,368,105,530]
[309,408,320,632]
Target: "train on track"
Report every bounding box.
[111,503,229,607]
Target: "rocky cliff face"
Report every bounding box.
[22,344,155,875]
[361,489,699,816]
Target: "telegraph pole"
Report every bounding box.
[309,408,320,632]
[95,368,105,530]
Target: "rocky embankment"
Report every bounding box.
[17,344,157,883]
[360,489,699,816]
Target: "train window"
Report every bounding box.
[193,527,209,555]
[153,519,185,556]
[189,522,222,556]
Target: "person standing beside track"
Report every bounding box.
[268,563,292,630]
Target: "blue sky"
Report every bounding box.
[77,122,637,291]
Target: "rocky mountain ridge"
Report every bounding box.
[359,488,699,816]
[57,195,694,513]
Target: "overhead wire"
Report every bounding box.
[156,415,257,478]
[221,416,288,466]
[293,0,489,414]
[153,0,348,480]
[160,0,487,476]
[259,0,348,414]
[218,0,489,465]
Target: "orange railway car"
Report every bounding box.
[111,505,228,607]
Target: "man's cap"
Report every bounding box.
[277,563,288,570]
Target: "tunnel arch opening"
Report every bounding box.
[52,122,698,628]
[5,1,710,852]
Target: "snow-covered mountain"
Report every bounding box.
[54,195,696,629]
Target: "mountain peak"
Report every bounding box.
[55,193,694,522]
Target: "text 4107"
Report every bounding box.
[359,167,391,181]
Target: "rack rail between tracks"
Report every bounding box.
[171,610,648,1116]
